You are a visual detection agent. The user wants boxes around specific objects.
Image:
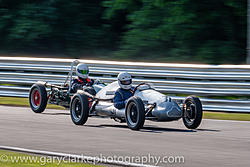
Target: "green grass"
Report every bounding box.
[0,97,250,121]
[203,112,250,121]
[0,97,64,110]
[0,150,104,167]
[0,84,17,86]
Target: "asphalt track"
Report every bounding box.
[0,106,250,167]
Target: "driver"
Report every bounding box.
[114,72,134,109]
[71,63,94,93]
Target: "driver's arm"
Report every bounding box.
[114,91,125,109]
[71,79,83,93]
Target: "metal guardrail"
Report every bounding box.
[0,57,250,113]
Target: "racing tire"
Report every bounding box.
[182,96,203,129]
[70,93,89,125]
[125,96,145,130]
[29,83,48,113]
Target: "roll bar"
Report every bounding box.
[65,60,80,94]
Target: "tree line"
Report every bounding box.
[0,0,246,64]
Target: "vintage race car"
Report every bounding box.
[29,60,102,112]
[70,81,203,130]
[29,61,203,130]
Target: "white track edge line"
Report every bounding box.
[0,146,159,167]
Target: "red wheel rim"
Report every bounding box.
[32,90,41,106]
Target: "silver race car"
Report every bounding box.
[71,81,203,130]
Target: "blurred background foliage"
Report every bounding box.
[0,0,247,64]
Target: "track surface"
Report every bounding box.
[0,106,250,167]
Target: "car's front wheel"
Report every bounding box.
[182,96,203,129]
[125,96,145,130]
[70,93,89,125]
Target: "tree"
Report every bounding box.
[0,0,111,54]
[103,0,246,64]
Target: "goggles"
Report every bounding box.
[78,69,89,75]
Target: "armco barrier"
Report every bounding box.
[0,57,250,113]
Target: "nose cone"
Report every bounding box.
[159,101,182,118]
[151,100,183,121]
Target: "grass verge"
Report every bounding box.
[203,112,250,121]
[0,149,104,167]
[0,97,250,121]
[0,97,64,110]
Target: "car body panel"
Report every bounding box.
[93,81,182,121]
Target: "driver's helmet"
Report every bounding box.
[117,72,132,90]
[76,63,89,79]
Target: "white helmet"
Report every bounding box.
[117,72,132,90]
[76,63,89,79]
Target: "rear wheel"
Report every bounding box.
[182,96,203,129]
[29,84,47,113]
[70,94,89,125]
[125,96,145,130]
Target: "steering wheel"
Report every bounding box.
[132,83,152,95]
